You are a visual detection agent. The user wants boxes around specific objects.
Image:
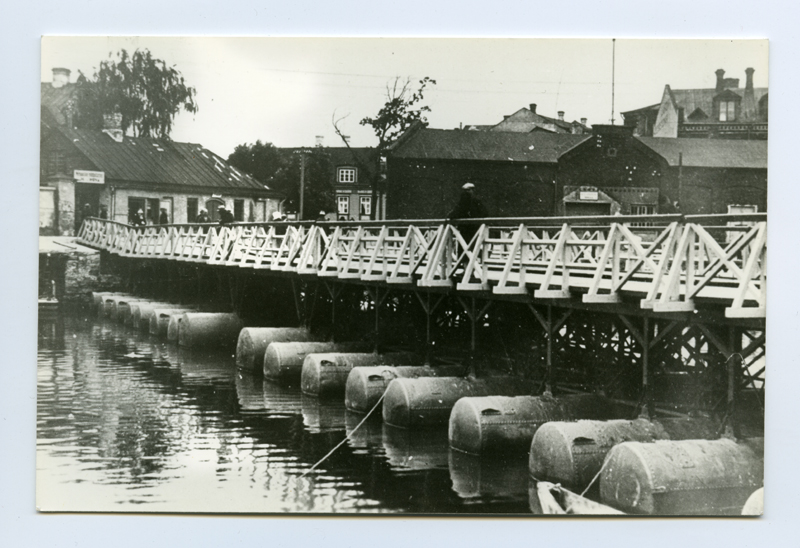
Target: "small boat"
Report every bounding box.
[536,481,625,515]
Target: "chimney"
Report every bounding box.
[102,112,124,143]
[529,103,537,114]
[315,135,324,147]
[52,67,71,88]
[745,67,755,90]
[742,68,758,121]
[715,69,725,92]
[580,117,588,126]
[558,111,565,121]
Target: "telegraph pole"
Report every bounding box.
[294,149,313,220]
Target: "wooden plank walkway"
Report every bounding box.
[77,213,766,321]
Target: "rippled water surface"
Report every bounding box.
[37,313,531,514]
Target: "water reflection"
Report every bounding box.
[37,313,531,514]
[382,425,450,472]
[449,451,530,504]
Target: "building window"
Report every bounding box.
[337,196,349,215]
[719,100,736,122]
[360,196,372,217]
[338,168,356,183]
[607,147,618,158]
[234,199,245,222]
[187,198,198,223]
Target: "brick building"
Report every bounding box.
[40,68,282,235]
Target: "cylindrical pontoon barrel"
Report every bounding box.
[92,292,124,315]
[150,308,195,338]
[263,342,372,383]
[529,418,674,491]
[236,327,321,372]
[178,313,244,349]
[131,301,182,329]
[449,394,613,455]
[114,298,151,324]
[344,365,466,413]
[301,352,422,397]
[382,376,539,428]
[599,437,764,515]
[741,487,763,516]
[103,295,135,318]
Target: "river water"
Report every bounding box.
[37,312,532,514]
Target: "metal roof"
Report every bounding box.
[57,126,272,191]
[388,128,590,164]
[637,137,768,169]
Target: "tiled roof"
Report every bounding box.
[56,126,273,191]
[637,137,768,169]
[387,127,590,163]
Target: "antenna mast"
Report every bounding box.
[611,38,616,125]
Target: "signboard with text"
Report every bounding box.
[579,190,599,201]
[74,170,105,184]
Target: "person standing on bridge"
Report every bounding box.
[158,208,170,225]
[448,182,488,245]
[195,208,209,224]
[218,205,234,225]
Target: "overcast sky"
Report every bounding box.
[41,37,768,157]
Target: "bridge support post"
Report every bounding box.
[367,286,390,354]
[528,304,572,396]
[414,291,446,365]
[617,314,654,419]
[458,297,492,374]
[323,282,342,342]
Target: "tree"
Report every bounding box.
[74,49,198,139]
[333,76,436,219]
[227,142,334,217]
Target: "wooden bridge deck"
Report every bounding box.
[77,213,766,323]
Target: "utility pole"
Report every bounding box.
[611,38,616,125]
[294,149,313,220]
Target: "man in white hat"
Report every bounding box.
[447,182,488,243]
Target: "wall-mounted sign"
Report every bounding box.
[74,170,105,184]
[579,191,599,201]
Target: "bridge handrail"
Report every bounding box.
[77,213,766,320]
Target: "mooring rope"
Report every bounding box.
[580,456,611,497]
[299,391,387,479]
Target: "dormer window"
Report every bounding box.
[719,100,736,121]
[338,167,356,183]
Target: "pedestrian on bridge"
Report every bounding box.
[158,208,170,225]
[196,208,209,224]
[448,182,488,244]
[218,206,234,225]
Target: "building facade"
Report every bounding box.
[465,103,589,135]
[622,68,768,140]
[557,125,768,216]
[40,68,282,235]
[385,125,589,219]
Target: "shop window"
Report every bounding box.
[338,167,356,183]
[337,195,349,215]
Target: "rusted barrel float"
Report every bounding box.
[177,313,244,349]
[345,365,467,413]
[151,308,196,338]
[529,417,718,492]
[301,352,422,397]
[235,327,322,372]
[382,376,539,428]
[448,394,613,455]
[263,341,372,383]
[599,437,764,515]
[741,487,764,516]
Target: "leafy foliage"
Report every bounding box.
[227,143,334,217]
[359,76,436,148]
[74,49,198,139]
